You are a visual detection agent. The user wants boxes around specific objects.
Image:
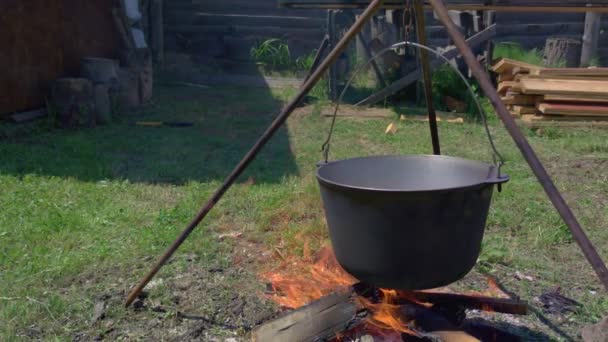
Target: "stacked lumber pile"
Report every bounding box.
[492,58,608,123]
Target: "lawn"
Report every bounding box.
[1,82,607,340]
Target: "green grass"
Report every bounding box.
[494,42,545,66]
[1,83,607,340]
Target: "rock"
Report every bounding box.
[582,317,608,342]
[92,301,106,322]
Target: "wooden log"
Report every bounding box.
[401,291,529,315]
[51,78,95,128]
[252,286,484,342]
[81,57,119,85]
[251,288,364,342]
[543,37,582,67]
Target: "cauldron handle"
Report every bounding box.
[320,41,506,183]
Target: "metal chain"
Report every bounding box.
[402,0,413,52]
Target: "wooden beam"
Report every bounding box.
[358,23,496,106]
[279,1,608,13]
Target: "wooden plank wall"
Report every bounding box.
[164,0,327,60]
[0,0,121,117]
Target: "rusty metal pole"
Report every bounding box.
[124,0,385,307]
[429,0,608,291]
[413,0,441,155]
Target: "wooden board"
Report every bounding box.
[518,74,608,81]
[521,114,608,122]
[497,73,515,83]
[530,67,608,77]
[543,94,608,103]
[518,119,608,129]
[501,94,540,105]
[519,78,608,96]
[512,105,539,115]
[497,81,522,94]
[492,58,542,75]
[537,102,608,117]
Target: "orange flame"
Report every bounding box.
[357,289,417,335]
[261,246,357,309]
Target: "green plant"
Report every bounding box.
[589,55,602,67]
[295,51,316,71]
[493,42,544,66]
[250,38,292,70]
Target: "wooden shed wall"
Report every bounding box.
[0,0,121,117]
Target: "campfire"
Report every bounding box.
[256,247,528,341]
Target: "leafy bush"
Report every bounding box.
[431,64,482,118]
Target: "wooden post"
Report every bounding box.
[150,0,164,64]
[483,8,496,68]
[581,6,601,67]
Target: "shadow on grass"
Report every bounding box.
[0,83,298,185]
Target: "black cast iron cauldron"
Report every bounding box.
[317,155,509,290]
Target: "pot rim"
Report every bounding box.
[316,154,509,193]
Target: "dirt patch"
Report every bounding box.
[546,156,608,207]
[68,249,276,341]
